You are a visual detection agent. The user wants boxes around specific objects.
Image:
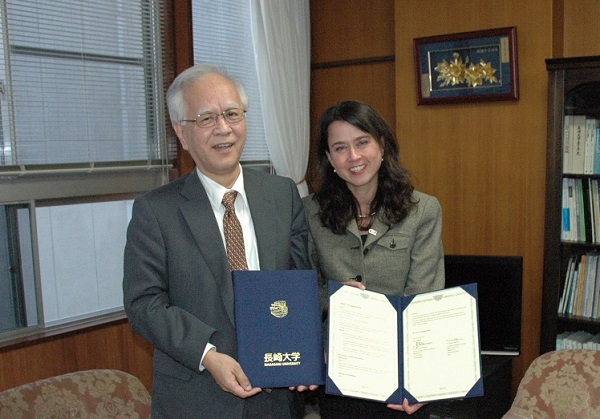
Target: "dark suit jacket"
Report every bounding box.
[123,168,309,418]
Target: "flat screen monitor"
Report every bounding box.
[444,255,522,356]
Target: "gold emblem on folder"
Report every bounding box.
[270,300,288,318]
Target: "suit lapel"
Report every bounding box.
[347,214,390,248]
[244,169,277,270]
[364,217,390,247]
[179,173,235,325]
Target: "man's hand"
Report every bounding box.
[202,349,262,398]
[387,398,427,415]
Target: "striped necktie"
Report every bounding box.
[221,191,249,271]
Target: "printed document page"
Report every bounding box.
[402,286,481,401]
[328,286,398,401]
[328,284,481,403]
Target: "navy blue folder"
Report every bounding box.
[326,281,483,404]
[233,269,325,388]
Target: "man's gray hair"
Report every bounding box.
[166,63,249,123]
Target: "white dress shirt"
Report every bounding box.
[195,166,260,370]
[196,166,260,270]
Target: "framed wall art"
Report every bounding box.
[414,27,519,105]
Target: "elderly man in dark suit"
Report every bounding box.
[123,64,314,418]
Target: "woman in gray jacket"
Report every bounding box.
[304,100,445,418]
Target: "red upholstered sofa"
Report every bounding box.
[0,369,150,418]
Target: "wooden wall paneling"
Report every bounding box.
[121,327,155,390]
[310,0,394,63]
[309,0,396,191]
[1,338,68,390]
[308,62,395,190]
[74,322,131,371]
[562,0,600,57]
[394,0,553,395]
[0,321,153,392]
[172,0,195,176]
[310,63,396,128]
[552,0,564,57]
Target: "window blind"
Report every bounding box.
[0,0,169,341]
[1,0,169,200]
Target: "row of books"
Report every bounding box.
[562,115,600,174]
[559,253,600,318]
[561,177,600,243]
[556,330,600,350]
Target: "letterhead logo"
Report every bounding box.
[270,300,288,318]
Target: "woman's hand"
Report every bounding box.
[387,398,427,414]
[288,385,320,391]
[342,279,366,290]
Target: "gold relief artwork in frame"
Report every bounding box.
[414,27,519,105]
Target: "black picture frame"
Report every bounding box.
[414,27,519,105]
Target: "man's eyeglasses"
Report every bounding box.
[180,108,246,128]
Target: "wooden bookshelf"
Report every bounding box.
[542,56,600,353]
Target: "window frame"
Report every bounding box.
[0,0,176,347]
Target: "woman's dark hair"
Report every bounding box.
[313,100,416,234]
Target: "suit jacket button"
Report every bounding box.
[363,248,369,255]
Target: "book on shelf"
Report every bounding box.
[584,118,597,174]
[566,256,581,315]
[563,115,572,173]
[558,256,576,315]
[555,331,600,350]
[561,177,600,244]
[556,331,574,349]
[595,125,600,173]
[580,178,593,243]
[578,178,587,242]
[572,178,582,241]
[564,178,585,242]
[592,179,600,244]
[564,116,600,175]
[590,178,598,243]
[593,260,600,319]
[587,333,600,349]
[575,254,587,316]
[597,126,600,173]
[570,115,587,174]
[562,178,571,241]
[557,330,594,350]
[583,254,598,318]
[561,178,578,241]
[559,254,577,316]
[584,118,597,173]
[559,253,600,319]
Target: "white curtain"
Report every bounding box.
[250,0,311,196]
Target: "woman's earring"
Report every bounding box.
[333,168,337,173]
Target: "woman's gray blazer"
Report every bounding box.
[303,190,444,298]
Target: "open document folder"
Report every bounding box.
[326,281,483,404]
